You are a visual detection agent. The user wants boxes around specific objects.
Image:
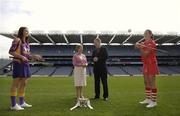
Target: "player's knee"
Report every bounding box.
[20,80,28,87]
[12,80,20,88]
[144,80,148,86]
[23,81,28,87]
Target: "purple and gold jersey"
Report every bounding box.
[21,43,30,60]
[9,39,30,63]
[9,39,31,78]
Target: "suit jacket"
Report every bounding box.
[92,46,108,71]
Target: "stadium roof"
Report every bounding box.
[1,31,180,45]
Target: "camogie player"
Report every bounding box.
[135,29,159,108]
[9,27,42,111]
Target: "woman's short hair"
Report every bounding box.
[75,44,83,52]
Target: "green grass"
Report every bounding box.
[0,76,180,116]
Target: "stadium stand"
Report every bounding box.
[1,32,180,76]
[0,59,12,75]
[108,66,128,75]
[52,66,73,76]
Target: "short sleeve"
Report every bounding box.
[9,39,20,52]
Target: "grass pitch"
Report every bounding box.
[0,76,180,116]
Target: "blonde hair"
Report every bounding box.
[75,44,83,52]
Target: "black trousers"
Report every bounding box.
[93,68,109,98]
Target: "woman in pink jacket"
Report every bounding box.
[72,44,88,100]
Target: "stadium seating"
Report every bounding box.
[30,45,180,57]
[108,66,128,75]
[1,33,180,76]
[53,66,73,76]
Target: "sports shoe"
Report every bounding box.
[139,99,151,104]
[20,102,32,108]
[10,104,24,111]
[146,101,157,108]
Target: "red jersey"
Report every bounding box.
[141,39,157,64]
[140,39,159,76]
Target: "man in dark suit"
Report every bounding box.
[92,38,109,101]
